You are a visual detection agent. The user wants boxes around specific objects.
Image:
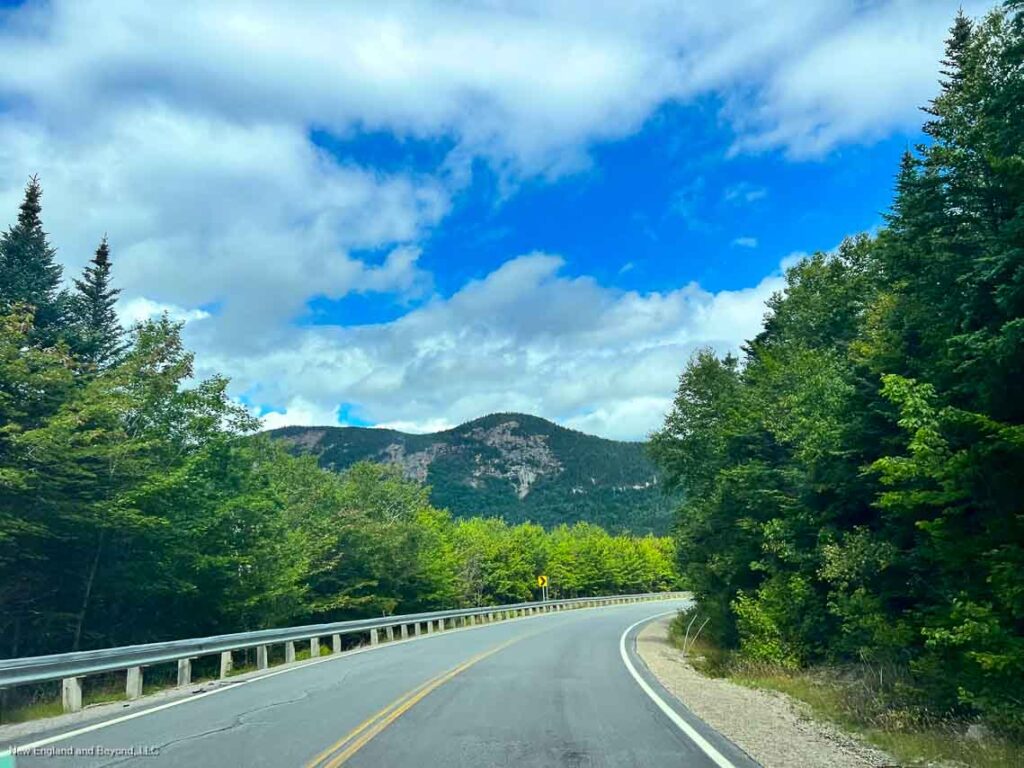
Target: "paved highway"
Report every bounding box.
[5,600,759,767]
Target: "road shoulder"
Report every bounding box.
[635,616,895,768]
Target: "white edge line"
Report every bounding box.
[1,599,656,756]
[620,612,738,768]
[0,611,510,755]
[2,682,246,754]
[0,628,412,754]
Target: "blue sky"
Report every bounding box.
[305,108,907,332]
[0,0,986,439]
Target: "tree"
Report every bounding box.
[71,237,124,369]
[0,308,74,655]
[0,177,67,345]
[649,4,1024,736]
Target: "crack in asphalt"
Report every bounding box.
[92,689,316,767]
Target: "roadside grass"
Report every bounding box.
[667,612,1023,768]
[0,698,63,725]
[0,676,130,726]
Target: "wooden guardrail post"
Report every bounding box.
[385,625,394,642]
[401,624,409,639]
[370,628,379,646]
[256,645,269,670]
[219,651,233,679]
[332,634,342,653]
[285,641,296,664]
[310,637,320,658]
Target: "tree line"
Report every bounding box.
[0,178,678,660]
[651,5,1023,736]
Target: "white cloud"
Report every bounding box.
[0,1,977,440]
[731,236,758,248]
[563,397,676,443]
[780,251,810,272]
[201,253,787,440]
[259,397,341,431]
[0,0,979,175]
[722,8,935,157]
[373,418,456,434]
[0,107,447,348]
[117,297,211,326]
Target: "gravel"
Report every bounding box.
[636,616,898,768]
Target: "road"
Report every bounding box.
[5,600,759,767]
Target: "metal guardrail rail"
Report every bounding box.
[0,591,687,713]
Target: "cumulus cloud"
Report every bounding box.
[117,297,211,327]
[204,253,788,440]
[0,107,448,352]
[0,1,971,438]
[0,0,978,174]
[259,397,342,431]
[373,417,457,435]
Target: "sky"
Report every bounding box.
[0,0,988,440]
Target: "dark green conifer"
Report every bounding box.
[0,176,66,344]
[72,236,125,368]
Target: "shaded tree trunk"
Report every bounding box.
[72,530,105,651]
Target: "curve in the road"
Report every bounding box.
[3,600,760,768]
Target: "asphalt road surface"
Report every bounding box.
[5,600,759,767]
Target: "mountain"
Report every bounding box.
[268,413,677,534]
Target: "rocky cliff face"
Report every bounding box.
[269,412,677,534]
[463,420,562,498]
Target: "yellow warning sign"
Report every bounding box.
[537,575,549,587]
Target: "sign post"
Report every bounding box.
[537,574,549,601]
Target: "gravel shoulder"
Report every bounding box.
[636,616,897,768]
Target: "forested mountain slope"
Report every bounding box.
[0,188,679,662]
[269,413,676,533]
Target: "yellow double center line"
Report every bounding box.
[306,635,524,768]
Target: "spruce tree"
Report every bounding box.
[0,176,66,344]
[72,236,124,368]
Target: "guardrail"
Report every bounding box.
[0,592,687,714]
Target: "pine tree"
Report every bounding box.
[0,176,67,344]
[72,236,124,368]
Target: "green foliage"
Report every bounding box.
[651,4,1024,738]
[0,183,678,658]
[0,176,67,346]
[272,412,678,534]
[69,237,125,369]
[671,609,1024,768]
